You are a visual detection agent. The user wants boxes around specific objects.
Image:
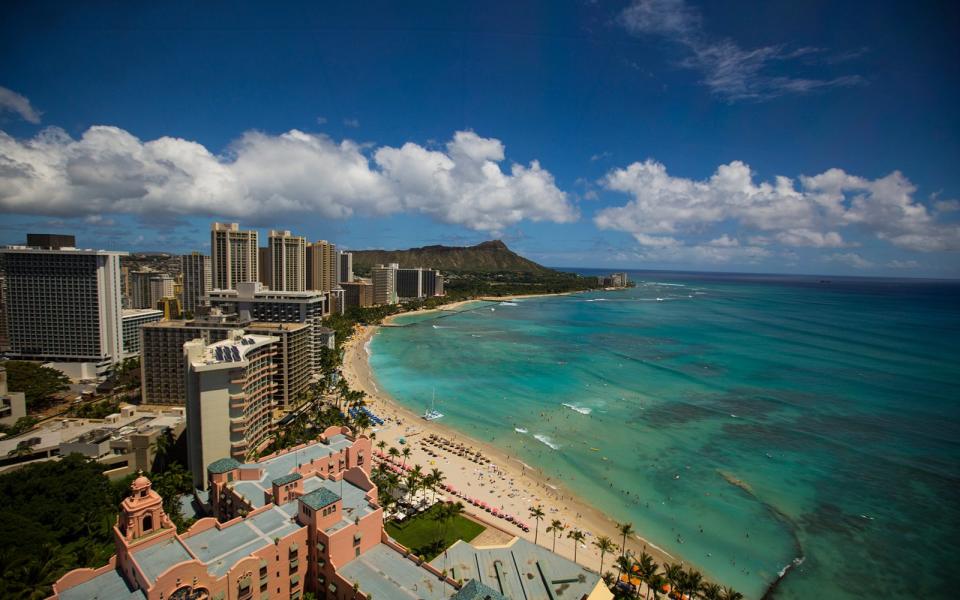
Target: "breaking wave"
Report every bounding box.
[533,434,560,450]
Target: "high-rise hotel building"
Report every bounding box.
[180,252,211,315]
[306,240,337,292]
[371,263,399,305]
[208,282,328,371]
[141,312,311,410]
[0,235,126,376]
[396,267,445,299]
[148,274,175,308]
[184,331,278,486]
[338,250,353,283]
[210,222,259,290]
[269,230,306,292]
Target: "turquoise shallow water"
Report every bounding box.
[369,272,960,599]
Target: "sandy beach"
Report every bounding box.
[340,297,679,585]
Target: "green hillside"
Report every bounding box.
[351,240,554,274]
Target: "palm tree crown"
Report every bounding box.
[546,519,565,552]
[528,505,546,545]
[566,529,586,564]
[593,535,617,576]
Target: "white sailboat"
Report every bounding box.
[422,389,443,421]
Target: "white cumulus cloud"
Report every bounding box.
[0,126,577,234]
[595,159,960,254]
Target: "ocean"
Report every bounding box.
[368,271,960,599]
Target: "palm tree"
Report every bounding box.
[433,501,465,547]
[546,519,565,552]
[636,552,657,600]
[353,412,372,436]
[648,573,665,600]
[432,502,452,543]
[405,472,421,502]
[528,505,546,545]
[615,555,634,589]
[401,446,412,468]
[684,568,703,600]
[150,428,173,473]
[567,529,586,564]
[701,582,722,600]
[377,440,387,453]
[429,468,445,502]
[593,535,617,576]
[410,464,424,500]
[617,522,635,574]
[719,586,743,600]
[383,472,401,505]
[388,446,400,463]
[663,563,683,597]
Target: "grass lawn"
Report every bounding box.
[385,503,485,560]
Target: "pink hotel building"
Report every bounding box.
[51,426,609,600]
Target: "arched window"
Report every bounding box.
[142,514,153,532]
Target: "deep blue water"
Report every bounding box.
[370,271,960,599]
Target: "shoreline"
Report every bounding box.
[381,290,585,324]
[341,293,684,587]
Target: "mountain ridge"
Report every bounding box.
[350,240,554,274]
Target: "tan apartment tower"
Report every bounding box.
[210,222,258,290]
[257,246,271,287]
[148,274,175,308]
[268,230,306,291]
[371,263,398,305]
[306,240,337,292]
[128,269,155,309]
[184,331,278,487]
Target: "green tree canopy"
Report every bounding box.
[3,360,70,410]
[0,454,119,598]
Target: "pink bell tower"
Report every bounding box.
[119,473,174,542]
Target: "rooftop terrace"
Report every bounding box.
[430,538,602,600]
[57,568,144,600]
[131,504,301,584]
[338,543,451,600]
[224,433,354,508]
[192,333,276,367]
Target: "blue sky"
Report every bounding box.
[1,1,958,276]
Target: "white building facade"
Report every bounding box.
[0,245,126,376]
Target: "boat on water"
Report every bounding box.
[422,389,444,421]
